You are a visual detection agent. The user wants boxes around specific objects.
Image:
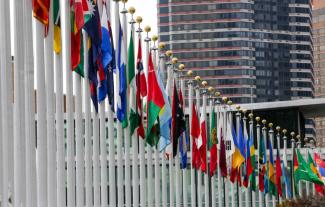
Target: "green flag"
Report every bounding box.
[294,149,324,186]
[53,0,61,53]
[128,29,137,136]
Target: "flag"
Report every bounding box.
[308,153,325,196]
[116,22,128,128]
[191,103,201,170]
[282,161,292,199]
[315,153,325,177]
[146,52,164,146]
[135,36,147,139]
[178,88,188,169]
[53,0,61,53]
[258,133,267,193]
[267,136,277,196]
[294,149,324,187]
[210,107,218,176]
[230,124,245,183]
[157,65,172,151]
[219,127,227,177]
[129,29,138,136]
[198,106,207,173]
[275,148,282,197]
[106,18,115,110]
[171,81,186,157]
[33,0,50,34]
[244,126,255,188]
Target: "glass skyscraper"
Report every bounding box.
[158,0,313,104]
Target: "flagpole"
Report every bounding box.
[83,30,93,207]
[282,129,288,200]
[92,107,100,206]
[235,108,242,207]
[152,35,161,207]
[310,140,316,196]
[0,0,12,205]
[290,132,296,200]
[144,26,154,207]
[129,9,139,207]
[181,77,188,207]
[296,135,303,197]
[137,20,147,207]
[216,94,223,207]
[160,48,168,207]
[106,2,116,207]
[34,11,48,207]
[55,24,65,207]
[202,86,209,207]
[304,138,310,197]
[195,83,202,207]
[13,0,26,205]
[224,101,230,207]
[121,3,131,206]
[256,118,263,207]
[188,75,196,207]
[268,124,276,207]
[262,121,270,207]
[249,114,256,207]
[114,1,125,206]
[243,111,250,207]
[23,0,37,205]
[276,126,283,204]
[210,93,216,207]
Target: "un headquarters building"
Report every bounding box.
[158,0,313,104]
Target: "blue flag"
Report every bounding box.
[116,22,127,126]
[281,161,292,198]
[179,131,189,169]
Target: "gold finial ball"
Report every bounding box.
[296,134,301,140]
[276,126,281,131]
[152,35,158,41]
[187,70,193,76]
[178,64,185,70]
[194,76,201,81]
[304,137,308,142]
[283,129,287,134]
[128,7,135,14]
[227,100,233,105]
[121,0,128,3]
[158,42,165,50]
[222,96,228,102]
[208,86,214,92]
[235,105,241,110]
[172,57,178,64]
[290,132,295,137]
[255,117,261,122]
[144,25,151,33]
[136,16,142,23]
[242,109,248,114]
[165,50,173,57]
[248,113,254,119]
[262,119,267,125]
[215,91,221,97]
[201,81,208,87]
[268,123,273,128]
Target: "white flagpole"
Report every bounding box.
[33,13,48,207]
[262,123,270,207]
[268,125,276,207]
[188,78,196,207]
[159,51,168,207]
[43,1,56,206]
[195,86,202,207]
[224,108,229,207]
[144,27,154,207]
[297,137,302,197]
[216,98,222,207]
[152,37,161,207]
[256,119,263,207]
[282,130,288,200]
[181,78,188,207]
[235,109,242,207]
[0,68,2,204]
[92,109,100,206]
[243,113,250,207]
[60,0,75,205]
[121,3,131,206]
[114,1,124,206]
[276,127,283,204]
[13,0,25,205]
[210,94,216,207]
[0,0,12,205]
[55,24,65,207]
[249,115,256,207]
[105,2,116,206]
[83,31,93,207]
[203,90,209,207]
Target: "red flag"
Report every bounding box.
[32,0,50,35]
[73,0,85,32]
[259,166,266,192]
[276,150,283,197]
[210,144,217,176]
[191,104,201,169]
[199,113,207,173]
[219,128,227,177]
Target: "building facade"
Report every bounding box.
[313,0,325,145]
[158,0,313,104]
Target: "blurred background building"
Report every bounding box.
[313,0,325,146]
